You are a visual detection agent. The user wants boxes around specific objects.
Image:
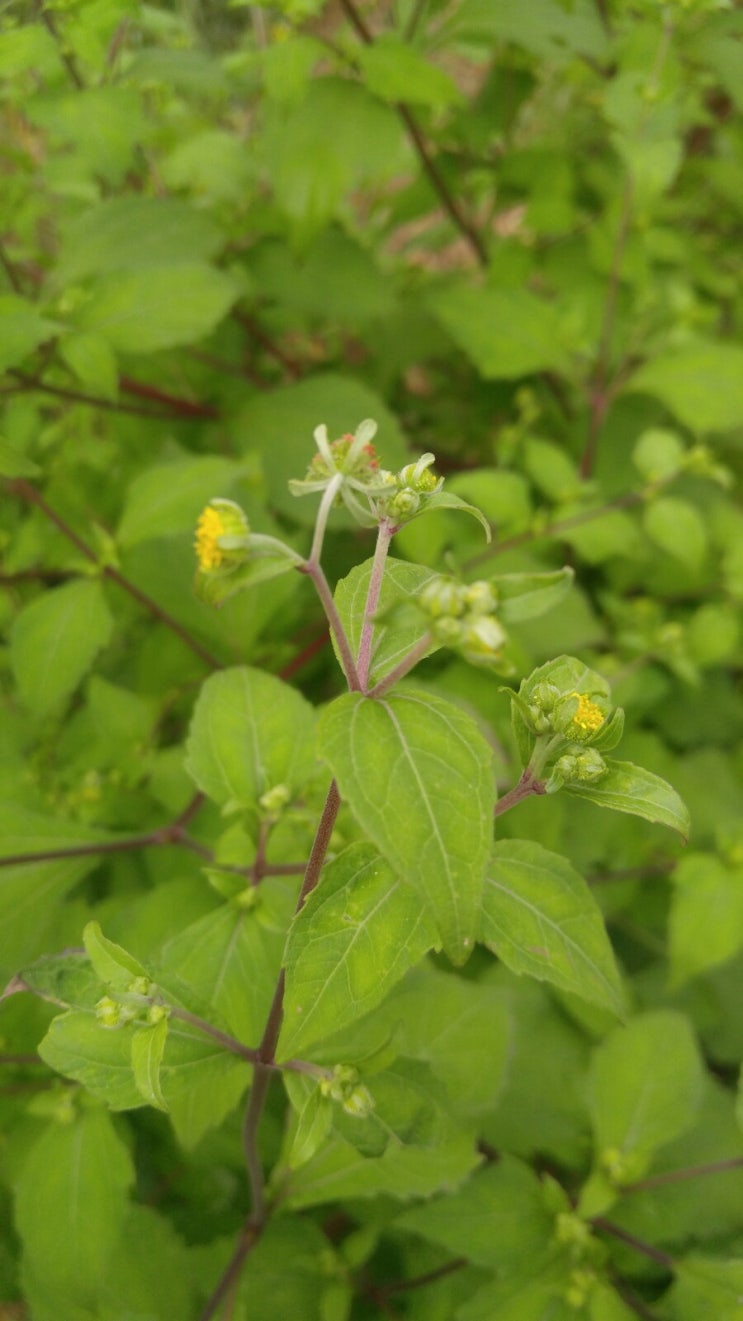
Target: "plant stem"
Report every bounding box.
[336,0,488,268]
[367,632,434,698]
[7,371,176,420]
[9,479,221,669]
[493,769,546,818]
[591,1217,675,1271]
[302,560,361,690]
[623,1156,743,1193]
[580,177,633,478]
[307,473,343,567]
[357,520,394,690]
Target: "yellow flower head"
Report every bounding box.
[195,505,227,571]
[568,691,605,734]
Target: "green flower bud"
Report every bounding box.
[388,487,421,519]
[96,995,137,1029]
[342,1083,375,1118]
[147,1003,170,1026]
[573,749,607,782]
[397,453,440,492]
[431,616,465,646]
[258,783,291,817]
[419,578,465,619]
[459,615,507,665]
[461,580,498,615]
[129,975,151,997]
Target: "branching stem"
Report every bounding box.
[357,520,394,690]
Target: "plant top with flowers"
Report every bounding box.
[9,417,691,1316]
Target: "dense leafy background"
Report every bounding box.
[1,1,743,1318]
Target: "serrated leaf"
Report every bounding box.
[318,689,495,964]
[14,951,101,1012]
[38,1011,145,1111]
[333,557,438,685]
[565,758,690,838]
[644,496,707,570]
[76,263,237,353]
[426,283,568,379]
[10,578,114,718]
[280,843,437,1058]
[494,568,574,622]
[357,34,460,109]
[83,920,149,992]
[185,666,316,813]
[56,196,222,283]
[481,841,624,1016]
[420,490,491,540]
[589,1011,704,1162]
[131,1019,169,1111]
[627,343,743,432]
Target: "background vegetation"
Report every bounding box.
[1,0,743,1318]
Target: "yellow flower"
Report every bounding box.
[568,691,605,734]
[195,505,227,571]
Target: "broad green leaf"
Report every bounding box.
[185,666,316,814]
[333,557,439,685]
[481,841,624,1016]
[0,294,60,372]
[419,490,492,540]
[669,853,743,986]
[0,807,109,981]
[399,1156,554,1272]
[76,264,237,353]
[318,689,495,964]
[440,0,609,62]
[330,1059,458,1159]
[155,883,292,1045]
[284,1124,479,1208]
[57,332,118,401]
[523,437,580,501]
[13,1105,134,1307]
[357,35,460,109]
[83,920,149,992]
[14,951,101,1012]
[288,1086,332,1168]
[588,1011,704,1165]
[0,440,40,477]
[426,283,568,379]
[280,843,437,1058]
[56,196,222,283]
[664,1256,743,1321]
[117,454,246,547]
[131,1019,169,1111]
[643,496,707,571]
[10,578,113,717]
[38,1011,145,1111]
[565,758,690,839]
[632,428,685,482]
[628,343,743,432]
[96,1205,195,1321]
[158,1013,250,1148]
[29,86,146,184]
[231,1217,334,1321]
[494,568,574,623]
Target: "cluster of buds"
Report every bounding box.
[510,658,625,792]
[289,419,444,528]
[95,975,169,1030]
[319,1064,375,1118]
[522,682,612,743]
[418,575,507,667]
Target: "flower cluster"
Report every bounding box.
[418,575,507,666]
[194,498,251,575]
[95,975,169,1030]
[289,419,443,528]
[319,1064,374,1118]
[509,657,625,792]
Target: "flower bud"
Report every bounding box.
[342,1083,375,1118]
[419,578,465,619]
[194,499,250,573]
[388,487,421,519]
[461,581,498,615]
[459,615,507,666]
[259,783,291,818]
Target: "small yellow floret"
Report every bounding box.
[569,692,604,733]
[195,506,226,571]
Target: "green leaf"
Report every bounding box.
[419,490,492,540]
[480,841,625,1016]
[38,1011,145,1111]
[0,439,41,478]
[57,332,119,401]
[117,454,246,548]
[426,283,568,379]
[288,1085,333,1168]
[193,534,303,606]
[318,689,495,964]
[632,427,685,482]
[440,0,609,62]
[56,196,222,283]
[185,666,316,814]
[333,557,439,685]
[83,920,149,991]
[357,35,460,109]
[76,263,237,353]
[10,578,113,718]
[669,853,743,987]
[665,1257,743,1321]
[588,1011,704,1165]
[158,1013,250,1149]
[14,951,101,1012]
[13,1105,134,1308]
[95,1205,195,1321]
[131,1019,169,1111]
[565,758,690,839]
[0,294,60,372]
[0,807,109,982]
[280,843,437,1058]
[627,343,743,432]
[398,1156,554,1272]
[643,496,707,571]
[494,568,574,623]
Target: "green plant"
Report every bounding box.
[2,1,743,1319]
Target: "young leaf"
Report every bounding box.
[38,1010,145,1111]
[131,1019,169,1112]
[185,666,316,814]
[421,490,492,540]
[0,293,60,371]
[588,1011,704,1166]
[493,568,574,623]
[669,853,743,987]
[83,920,149,992]
[333,557,439,684]
[643,496,707,571]
[356,34,460,109]
[76,263,237,353]
[318,689,495,964]
[565,758,690,838]
[10,578,113,717]
[480,840,625,1016]
[280,843,437,1058]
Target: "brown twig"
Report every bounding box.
[623,1156,743,1193]
[591,1217,675,1270]
[119,375,219,419]
[39,2,84,88]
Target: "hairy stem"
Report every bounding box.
[591,1217,675,1271]
[493,769,546,818]
[302,560,361,690]
[623,1156,743,1193]
[367,632,434,699]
